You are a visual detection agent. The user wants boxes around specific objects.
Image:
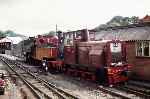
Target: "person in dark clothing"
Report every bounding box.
[1,73,4,80]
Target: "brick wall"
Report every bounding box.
[126,41,150,81]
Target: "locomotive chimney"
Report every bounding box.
[82,29,90,42]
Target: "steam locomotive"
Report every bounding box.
[19,29,131,85]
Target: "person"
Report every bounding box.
[1,73,4,80]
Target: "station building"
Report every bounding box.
[92,15,150,81]
[0,36,23,55]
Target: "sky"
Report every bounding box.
[0,0,150,36]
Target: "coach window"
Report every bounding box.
[136,41,150,57]
[136,42,143,56]
[143,42,149,56]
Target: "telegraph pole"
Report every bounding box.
[56,24,58,36]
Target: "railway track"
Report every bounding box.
[98,86,136,99]
[9,58,134,99]
[101,80,150,99]
[1,55,148,99]
[0,56,79,99]
[116,81,150,99]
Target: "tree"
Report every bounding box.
[128,16,139,24]
[4,30,16,37]
[94,16,140,32]
[48,31,56,36]
[0,31,5,38]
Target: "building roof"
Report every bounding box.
[0,38,12,43]
[141,15,150,23]
[94,24,150,41]
[0,36,24,44]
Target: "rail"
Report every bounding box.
[1,56,78,99]
[117,82,150,98]
[98,86,131,99]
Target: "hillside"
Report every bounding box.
[94,16,140,31]
[0,30,27,39]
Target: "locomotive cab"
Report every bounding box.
[104,40,130,85]
[110,42,124,65]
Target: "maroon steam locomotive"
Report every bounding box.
[23,29,131,85]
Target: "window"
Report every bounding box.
[110,43,121,53]
[110,43,122,63]
[136,42,142,56]
[136,41,150,57]
[143,42,149,56]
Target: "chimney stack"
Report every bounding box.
[81,29,90,42]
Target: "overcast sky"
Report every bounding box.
[0,0,150,36]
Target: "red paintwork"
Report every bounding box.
[34,30,130,85]
[105,40,129,84]
[64,46,76,65]
[0,80,4,86]
[48,60,64,70]
[33,35,59,60]
[67,68,96,81]
[48,48,58,58]
[36,35,58,47]
[77,41,106,68]
[63,40,130,85]
[107,66,128,84]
